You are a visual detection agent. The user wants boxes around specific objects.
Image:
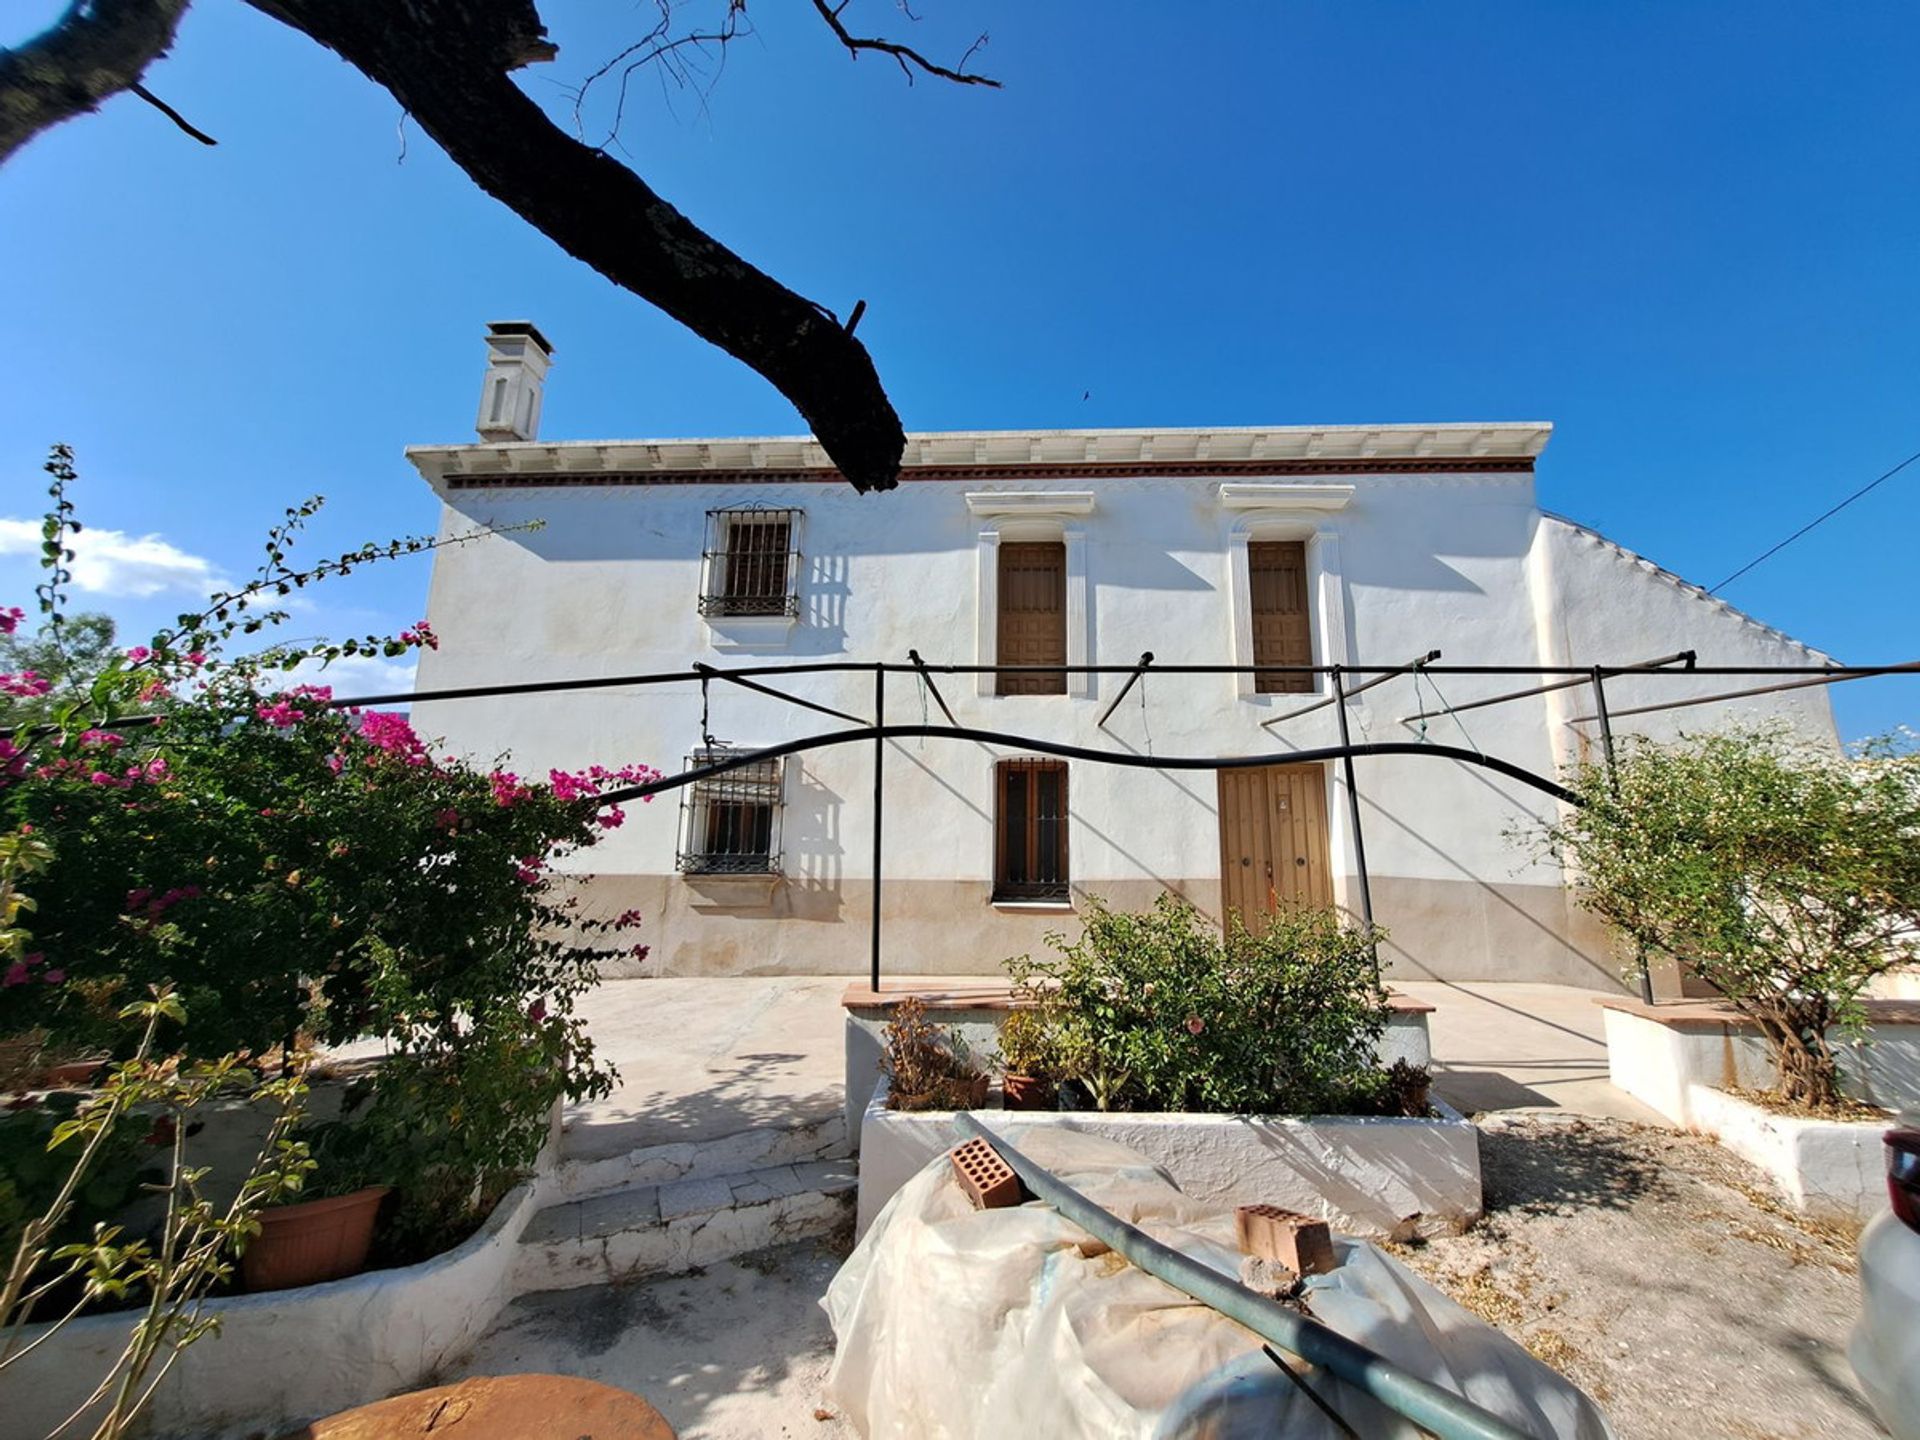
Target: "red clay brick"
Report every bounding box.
[949,1137,1024,1210]
[1235,1204,1335,1277]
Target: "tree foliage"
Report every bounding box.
[1537,727,1920,1109]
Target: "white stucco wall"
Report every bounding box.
[405,429,1834,988]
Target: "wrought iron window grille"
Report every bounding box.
[676,746,787,875]
[994,757,1070,901]
[700,508,801,618]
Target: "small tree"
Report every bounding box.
[1537,727,1920,1109]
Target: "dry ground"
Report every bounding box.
[1392,1112,1885,1440]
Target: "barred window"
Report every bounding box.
[701,508,801,618]
[994,759,1069,901]
[676,748,786,875]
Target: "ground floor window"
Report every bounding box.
[677,748,785,875]
[994,759,1069,901]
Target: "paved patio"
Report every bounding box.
[562,974,1662,1150]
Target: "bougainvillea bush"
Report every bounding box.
[0,447,660,1256]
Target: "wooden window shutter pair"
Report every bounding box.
[1248,540,1313,694]
[994,759,1069,901]
[996,541,1067,695]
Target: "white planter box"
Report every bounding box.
[6,1107,567,1439]
[856,1078,1481,1242]
[1600,1000,1899,1223]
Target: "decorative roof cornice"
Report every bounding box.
[407,422,1552,493]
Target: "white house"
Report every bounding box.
[407,324,1836,993]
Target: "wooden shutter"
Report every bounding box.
[995,760,1069,900]
[1249,541,1313,694]
[996,542,1067,695]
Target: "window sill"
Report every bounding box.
[990,899,1076,914]
[703,613,799,652]
[680,871,781,908]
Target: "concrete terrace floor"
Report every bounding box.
[560,973,1661,1148]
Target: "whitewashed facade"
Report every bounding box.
[407,327,1835,990]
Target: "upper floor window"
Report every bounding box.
[994,759,1069,901]
[676,747,786,875]
[1248,539,1313,694]
[996,540,1067,695]
[701,508,800,618]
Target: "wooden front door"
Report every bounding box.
[1217,764,1333,932]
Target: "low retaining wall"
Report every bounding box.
[1600,1000,1905,1224]
[8,1108,565,1439]
[841,982,1435,1150]
[1598,997,1920,1122]
[856,1078,1481,1243]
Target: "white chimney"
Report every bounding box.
[475,321,553,442]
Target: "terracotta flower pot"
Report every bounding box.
[243,1185,390,1293]
[1001,1073,1056,1111]
[44,1059,106,1088]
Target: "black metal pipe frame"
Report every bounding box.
[1263,649,1441,729]
[1397,650,1697,727]
[692,662,868,728]
[593,728,1585,809]
[871,666,885,992]
[1096,651,1155,729]
[1561,659,1920,726]
[905,649,959,727]
[1588,668,1653,1005]
[953,1115,1538,1440]
[1329,669,1378,972]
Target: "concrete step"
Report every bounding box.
[515,1157,857,1293]
[549,1112,849,1204]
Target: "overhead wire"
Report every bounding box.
[1709,445,1920,594]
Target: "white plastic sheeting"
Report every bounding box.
[825,1129,1612,1439]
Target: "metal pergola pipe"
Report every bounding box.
[1097,651,1154,729]
[1262,649,1441,729]
[691,662,868,728]
[1397,650,1697,727]
[1561,658,1920,726]
[953,1115,1540,1440]
[906,649,960,727]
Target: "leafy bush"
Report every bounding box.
[1534,726,1920,1110]
[0,448,655,1260]
[1006,893,1394,1115]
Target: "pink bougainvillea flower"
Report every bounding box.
[125,646,151,664]
[126,887,153,910]
[1185,1015,1205,1036]
[2,963,29,988]
[359,711,430,767]
[185,651,206,667]
[0,671,52,698]
[489,769,528,807]
[136,680,168,703]
[0,606,23,635]
[594,806,625,830]
[434,807,460,831]
[78,729,126,749]
[40,969,63,985]
[288,684,333,703]
[399,620,439,651]
[629,943,651,962]
[614,909,645,929]
[255,701,306,728]
[527,999,548,1024]
[324,753,345,775]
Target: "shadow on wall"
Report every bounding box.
[785,764,845,922]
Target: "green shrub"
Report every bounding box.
[1007,893,1392,1114]
[1534,726,1920,1110]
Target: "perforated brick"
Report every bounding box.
[949,1137,1023,1210]
[1235,1204,1334,1277]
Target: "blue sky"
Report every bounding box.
[1,1,1914,734]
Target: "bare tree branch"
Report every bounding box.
[0,0,195,165]
[244,0,907,490]
[808,0,998,87]
[129,82,217,146]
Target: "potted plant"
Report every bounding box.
[995,1007,1059,1111]
[241,1108,387,1293]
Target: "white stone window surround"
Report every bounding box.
[967,492,1095,699]
[1221,484,1353,703]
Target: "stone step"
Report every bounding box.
[548,1113,849,1204]
[515,1157,857,1294]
